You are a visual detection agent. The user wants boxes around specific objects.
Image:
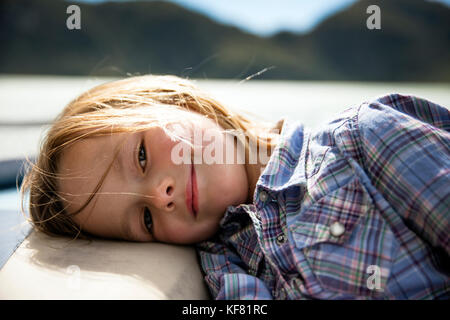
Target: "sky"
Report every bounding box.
[74,0,450,36]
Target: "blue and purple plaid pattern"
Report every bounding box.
[196,94,450,299]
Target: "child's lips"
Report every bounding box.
[186,164,198,218]
[191,164,199,215]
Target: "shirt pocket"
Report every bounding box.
[289,174,397,298]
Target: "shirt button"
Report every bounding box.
[330,221,345,237]
[276,234,286,245]
[259,191,268,202]
[272,289,278,298]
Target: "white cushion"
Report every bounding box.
[0,230,210,299]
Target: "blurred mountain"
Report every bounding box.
[1,0,449,81]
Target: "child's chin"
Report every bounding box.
[192,224,221,243]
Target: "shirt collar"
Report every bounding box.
[254,119,306,195]
[218,119,306,227]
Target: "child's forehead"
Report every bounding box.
[59,135,122,174]
[57,135,124,212]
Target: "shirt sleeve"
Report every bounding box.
[356,94,450,256]
[196,241,273,300]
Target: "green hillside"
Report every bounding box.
[1,0,449,81]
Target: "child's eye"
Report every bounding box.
[143,207,153,235]
[138,141,147,171]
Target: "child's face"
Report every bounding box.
[58,111,249,244]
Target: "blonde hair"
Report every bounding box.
[20,74,278,240]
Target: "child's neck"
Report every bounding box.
[245,162,265,204]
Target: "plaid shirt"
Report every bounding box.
[196,94,450,300]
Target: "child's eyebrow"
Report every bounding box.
[120,208,134,241]
[115,145,127,180]
[114,139,132,181]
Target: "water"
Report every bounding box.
[0,188,32,269]
[1,74,449,161]
[0,75,449,269]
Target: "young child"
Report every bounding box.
[21,74,449,299]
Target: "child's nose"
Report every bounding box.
[151,178,175,212]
